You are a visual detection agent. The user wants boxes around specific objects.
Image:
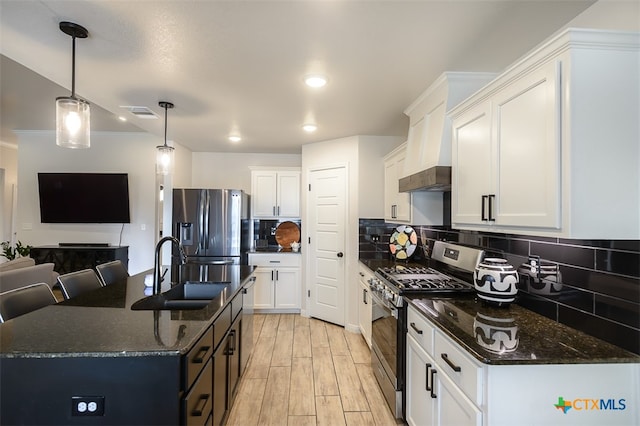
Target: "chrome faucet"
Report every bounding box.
[154,236,187,295]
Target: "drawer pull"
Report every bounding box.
[191,394,210,417]
[192,346,210,364]
[410,322,423,335]
[441,353,461,372]
[425,363,432,391]
[430,369,437,399]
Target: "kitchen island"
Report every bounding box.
[0,264,255,425]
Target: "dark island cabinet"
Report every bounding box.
[0,355,182,425]
[183,326,214,425]
[30,245,129,274]
[211,295,243,425]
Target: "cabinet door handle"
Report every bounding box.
[359,272,365,277]
[481,195,488,221]
[192,346,210,364]
[271,270,274,281]
[410,322,423,335]
[276,270,279,281]
[191,394,210,416]
[425,363,432,391]
[430,369,437,398]
[277,206,280,216]
[488,194,496,221]
[363,288,368,305]
[229,330,236,355]
[441,353,462,372]
[273,206,276,216]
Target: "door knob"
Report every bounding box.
[337,252,344,258]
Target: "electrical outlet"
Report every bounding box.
[71,396,105,416]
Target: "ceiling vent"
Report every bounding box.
[120,106,159,119]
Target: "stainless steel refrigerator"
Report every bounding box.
[172,189,251,267]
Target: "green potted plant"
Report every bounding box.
[1,241,32,261]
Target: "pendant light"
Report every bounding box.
[156,101,175,175]
[56,21,90,149]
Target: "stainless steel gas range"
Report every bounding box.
[368,241,484,419]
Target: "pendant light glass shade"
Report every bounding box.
[156,144,175,175]
[56,96,90,148]
[56,22,90,149]
[156,101,175,175]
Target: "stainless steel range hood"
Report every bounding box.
[399,166,451,192]
[398,72,495,193]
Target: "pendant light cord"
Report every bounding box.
[163,104,168,147]
[71,35,76,98]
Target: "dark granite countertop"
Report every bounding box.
[360,259,640,365]
[0,264,255,359]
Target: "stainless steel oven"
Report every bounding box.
[369,282,404,419]
[369,240,484,420]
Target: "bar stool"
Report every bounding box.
[96,260,129,286]
[0,283,57,323]
[56,269,103,300]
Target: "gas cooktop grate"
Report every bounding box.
[376,266,475,293]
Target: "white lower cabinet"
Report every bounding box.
[406,331,482,426]
[406,333,437,426]
[406,304,640,426]
[357,264,373,347]
[436,369,482,426]
[248,253,301,312]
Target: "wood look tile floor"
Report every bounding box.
[227,314,403,426]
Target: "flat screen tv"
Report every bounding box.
[38,173,131,223]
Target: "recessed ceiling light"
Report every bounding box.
[302,124,317,133]
[304,75,328,88]
[228,135,242,143]
[118,116,127,122]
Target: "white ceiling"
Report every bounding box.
[0,0,597,153]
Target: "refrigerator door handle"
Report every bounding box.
[198,190,207,253]
[204,190,210,250]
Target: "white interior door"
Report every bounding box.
[308,166,346,326]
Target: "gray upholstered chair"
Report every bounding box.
[0,282,57,323]
[95,260,129,286]
[56,269,103,300]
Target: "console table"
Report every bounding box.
[30,245,129,274]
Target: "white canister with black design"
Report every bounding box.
[473,258,519,306]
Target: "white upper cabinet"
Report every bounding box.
[251,169,301,218]
[450,28,640,239]
[453,61,560,229]
[402,72,497,178]
[384,143,444,225]
[384,146,412,222]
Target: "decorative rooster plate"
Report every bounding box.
[389,225,418,260]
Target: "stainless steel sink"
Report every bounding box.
[131,282,230,311]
